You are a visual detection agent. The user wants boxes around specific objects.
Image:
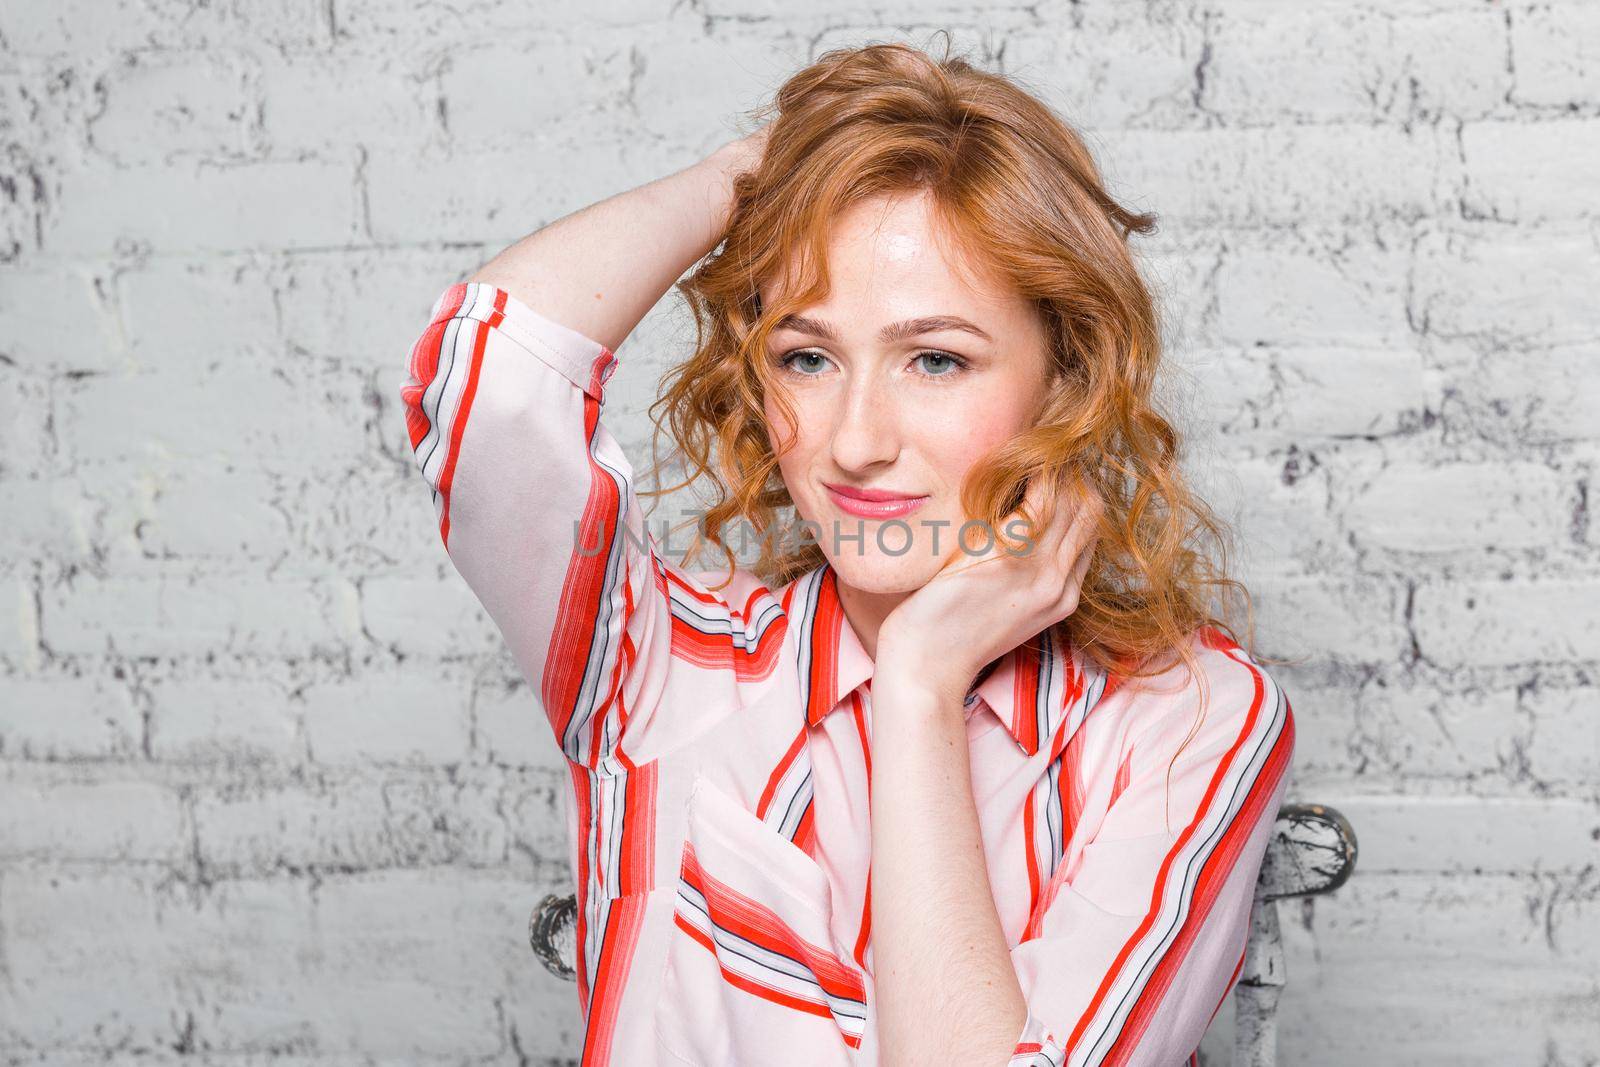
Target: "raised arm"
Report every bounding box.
[469,128,768,353]
[399,128,768,774]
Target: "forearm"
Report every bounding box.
[869,669,1027,1067]
[468,138,755,354]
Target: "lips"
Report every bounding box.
[823,482,930,520]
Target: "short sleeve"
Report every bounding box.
[399,281,678,773]
[1005,635,1296,1066]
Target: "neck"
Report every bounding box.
[832,574,908,664]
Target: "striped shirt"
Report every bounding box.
[401,281,1297,1067]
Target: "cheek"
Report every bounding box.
[917,388,1035,482]
[762,392,815,474]
[927,428,1012,492]
[763,396,823,519]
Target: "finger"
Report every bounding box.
[1071,532,1095,585]
[1055,530,1098,615]
[1052,480,1101,568]
[1032,473,1078,548]
[992,475,1048,557]
[1063,480,1104,545]
[1054,494,1094,582]
[1037,473,1092,559]
[1019,472,1053,526]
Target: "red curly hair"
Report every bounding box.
[640,37,1287,715]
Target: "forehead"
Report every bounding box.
[762,190,1020,317]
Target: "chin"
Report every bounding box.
[819,537,947,595]
[794,497,961,592]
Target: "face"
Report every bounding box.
[760,188,1053,598]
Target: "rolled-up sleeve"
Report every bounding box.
[1006,638,1296,1066]
[399,281,678,774]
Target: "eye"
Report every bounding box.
[912,350,969,379]
[777,348,972,381]
[777,349,834,376]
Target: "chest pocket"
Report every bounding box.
[651,774,868,1067]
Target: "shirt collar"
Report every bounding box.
[793,560,1119,759]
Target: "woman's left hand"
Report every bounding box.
[876,472,1105,704]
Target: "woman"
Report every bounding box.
[401,41,1294,1067]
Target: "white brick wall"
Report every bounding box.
[1,2,1595,1063]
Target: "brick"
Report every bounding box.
[501,769,573,870]
[147,676,299,762]
[1520,683,1600,786]
[1189,453,1345,572]
[116,258,280,369]
[358,573,505,659]
[48,158,357,256]
[1002,9,1200,129]
[0,674,142,760]
[1315,793,1599,874]
[1413,578,1600,667]
[474,674,571,773]
[90,461,298,563]
[1268,871,1600,1061]
[1204,6,1508,123]
[1509,3,1600,107]
[1215,227,1412,346]
[86,51,252,165]
[0,267,123,373]
[1169,344,1276,446]
[0,2,163,55]
[255,48,432,156]
[1351,682,1522,782]
[1182,344,1429,447]
[334,0,665,40]
[1415,337,1600,449]
[195,772,507,874]
[1138,231,1223,351]
[275,248,479,367]
[157,876,320,1052]
[303,672,472,766]
[1413,227,1600,347]
[0,477,97,563]
[1247,573,1409,664]
[434,38,632,147]
[0,776,185,862]
[1460,119,1600,224]
[1275,346,1429,438]
[251,870,533,1056]
[54,362,369,471]
[0,869,183,1048]
[363,139,625,247]
[0,366,53,477]
[1347,461,1572,553]
[1100,123,1444,226]
[299,466,453,573]
[0,576,40,668]
[0,0,330,55]
[43,574,360,658]
[1261,678,1357,778]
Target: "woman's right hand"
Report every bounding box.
[470,121,773,355]
[698,122,771,252]
[715,122,772,183]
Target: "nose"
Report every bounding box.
[828,373,901,473]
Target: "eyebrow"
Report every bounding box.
[772,312,995,345]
